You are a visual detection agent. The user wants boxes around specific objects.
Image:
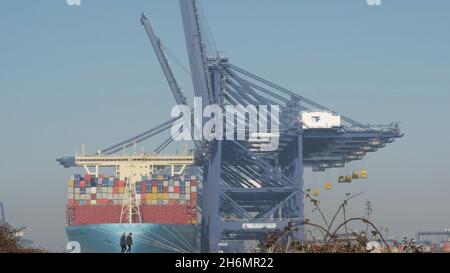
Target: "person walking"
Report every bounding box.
[126,232,134,253]
[120,233,127,253]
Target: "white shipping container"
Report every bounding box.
[68,193,74,200]
[80,194,86,200]
[163,181,169,187]
[75,188,80,194]
[91,200,97,205]
[68,187,74,193]
[91,187,97,194]
[191,187,197,193]
[74,194,80,200]
[118,194,124,200]
[152,200,157,205]
[185,194,190,200]
[107,188,113,194]
[169,186,174,192]
[174,193,180,199]
[169,193,174,199]
[113,194,119,200]
[86,188,91,194]
[301,111,341,129]
[163,200,168,205]
[175,181,180,186]
[107,194,113,200]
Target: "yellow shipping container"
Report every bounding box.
[163,193,169,200]
[119,187,124,193]
[157,175,164,181]
[68,180,74,187]
[152,187,157,193]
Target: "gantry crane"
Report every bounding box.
[58,0,402,252]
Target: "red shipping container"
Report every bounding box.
[114,180,119,187]
[69,203,198,226]
[85,175,91,182]
[113,187,118,194]
[91,194,96,200]
[119,180,125,187]
[174,187,179,193]
[80,181,86,187]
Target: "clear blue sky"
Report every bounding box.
[0,0,449,250]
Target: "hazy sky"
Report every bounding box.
[0,0,449,250]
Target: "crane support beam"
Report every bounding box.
[179,0,212,105]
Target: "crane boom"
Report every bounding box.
[141,14,188,106]
[141,13,201,151]
[179,0,213,105]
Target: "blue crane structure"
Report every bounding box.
[58,0,403,253]
[0,202,5,225]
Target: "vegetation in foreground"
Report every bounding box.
[0,225,44,253]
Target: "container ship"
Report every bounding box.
[66,173,199,253]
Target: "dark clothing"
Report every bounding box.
[120,235,127,253]
[126,235,133,253]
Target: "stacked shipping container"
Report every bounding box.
[67,174,198,226]
[67,174,125,206]
[67,174,198,206]
[136,174,197,206]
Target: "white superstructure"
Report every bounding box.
[301,111,341,129]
